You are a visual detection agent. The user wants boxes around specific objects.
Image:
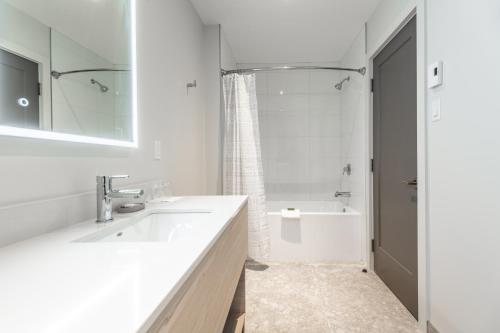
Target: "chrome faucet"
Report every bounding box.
[96,175,144,223]
[334,191,351,198]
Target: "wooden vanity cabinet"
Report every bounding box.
[147,204,248,333]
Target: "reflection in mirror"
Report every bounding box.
[0,0,135,144]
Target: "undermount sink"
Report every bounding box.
[77,211,213,243]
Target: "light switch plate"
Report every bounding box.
[428,61,443,88]
[154,140,161,160]
[431,99,441,122]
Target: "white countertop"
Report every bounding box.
[0,195,248,333]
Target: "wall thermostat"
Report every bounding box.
[428,61,443,88]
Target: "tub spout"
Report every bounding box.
[334,191,351,198]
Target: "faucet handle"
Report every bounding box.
[108,175,129,191]
[96,175,130,191]
[109,175,129,180]
[96,175,129,183]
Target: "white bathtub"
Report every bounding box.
[267,201,362,263]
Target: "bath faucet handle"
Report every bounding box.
[334,191,351,198]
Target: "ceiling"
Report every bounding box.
[190,0,381,64]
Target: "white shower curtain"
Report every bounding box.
[222,73,269,260]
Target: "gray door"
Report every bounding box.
[373,16,418,319]
[0,48,40,129]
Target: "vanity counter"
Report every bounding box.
[0,196,248,333]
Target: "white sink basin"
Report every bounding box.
[78,211,213,243]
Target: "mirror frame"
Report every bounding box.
[0,0,138,148]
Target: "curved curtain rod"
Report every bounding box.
[51,68,130,79]
[221,66,366,76]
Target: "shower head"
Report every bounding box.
[334,76,350,90]
[90,78,109,93]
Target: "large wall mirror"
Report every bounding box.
[0,0,137,147]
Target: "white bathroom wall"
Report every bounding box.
[339,28,368,214]
[247,63,342,201]
[204,25,220,195]
[339,27,368,262]
[426,1,500,332]
[0,0,210,247]
[204,26,237,195]
[221,31,237,71]
[0,1,50,59]
[366,0,416,56]
[203,25,220,195]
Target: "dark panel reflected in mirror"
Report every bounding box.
[0,0,134,143]
[0,48,40,129]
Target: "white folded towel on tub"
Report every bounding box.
[281,208,301,219]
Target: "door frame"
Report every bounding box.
[365,2,428,331]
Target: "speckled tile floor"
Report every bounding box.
[245,263,419,333]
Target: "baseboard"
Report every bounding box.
[427,321,440,333]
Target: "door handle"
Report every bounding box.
[403,178,418,187]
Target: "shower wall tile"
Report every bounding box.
[267,94,308,113]
[338,28,368,228]
[261,158,270,177]
[309,137,342,158]
[267,158,308,183]
[257,117,267,137]
[262,112,307,138]
[308,112,341,138]
[309,94,341,113]
[308,181,339,201]
[264,138,309,159]
[267,71,309,95]
[308,157,341,182]
[265,189,308,202]
[255,65,343,201]
[265,182,311,200]
[256,73,268,94]
[256,94,268,114]
[309,71,340,94]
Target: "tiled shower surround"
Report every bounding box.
[251,64,343,201]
